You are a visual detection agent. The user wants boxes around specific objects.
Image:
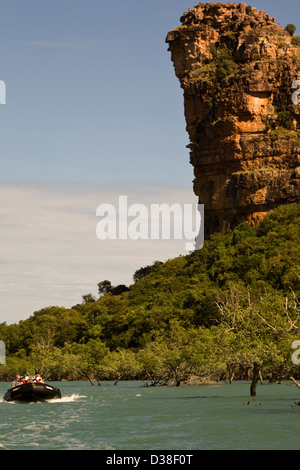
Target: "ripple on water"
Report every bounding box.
[1,381,300,450]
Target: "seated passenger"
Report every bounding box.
[36,373,44,383]
[11,375,20,388]
[32,371,44,383]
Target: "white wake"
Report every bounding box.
[46,393,86,403]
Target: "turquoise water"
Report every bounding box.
[0,380,300,450]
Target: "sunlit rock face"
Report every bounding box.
[166,2,300,236]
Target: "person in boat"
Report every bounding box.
[11,375,21,388]
[32,371,44,383]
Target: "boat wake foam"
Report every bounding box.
[46,393,86,403]
[1,393,86,404]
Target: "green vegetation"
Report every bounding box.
[282,24,300,47]
[285,24,297,36]
[291,36,300,46]
[269,126,300,146]
[0,204,299,388]
[272,107,300,139]
[275,109,293,129]
[212,47,238,83]
[190,46,238,86]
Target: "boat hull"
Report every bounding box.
[3,383,61,402]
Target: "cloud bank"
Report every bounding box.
[0,181,197,323]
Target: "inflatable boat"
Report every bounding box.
[3,382,61,402]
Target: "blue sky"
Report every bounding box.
[0,0,194,185]
[1,0,300,323]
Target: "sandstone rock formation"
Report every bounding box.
[166,2,300,237]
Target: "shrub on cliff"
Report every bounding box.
[285,24,297,36]
[211,47,238,84]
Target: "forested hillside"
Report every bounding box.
[0,203,299,387]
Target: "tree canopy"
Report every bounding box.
[0,203,299,387]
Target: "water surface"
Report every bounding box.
[0,380,299,450]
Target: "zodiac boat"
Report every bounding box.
[3,382,61,402]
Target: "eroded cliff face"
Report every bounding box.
[166,2,300,236]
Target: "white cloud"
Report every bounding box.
[0,181,198,323]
